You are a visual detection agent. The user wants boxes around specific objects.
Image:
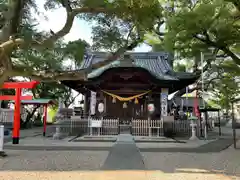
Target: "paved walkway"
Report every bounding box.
[101,134,145,170]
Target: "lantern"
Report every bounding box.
[148,103,155,113]
[112,97,116,103]
[123,102,127,108]
[98,102,104,113]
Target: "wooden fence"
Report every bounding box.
[48,116,202,138]
[100,118,119,135]
[48,116,119,137]
[132,119,164,136]
[132,119,201,137]
[0,108,14,128]
[70,116,88,136]
[87,118,119,136]
[169,120,201,137]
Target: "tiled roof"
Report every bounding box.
[10,99,56,105]
[80,52,196,81]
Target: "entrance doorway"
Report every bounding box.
[119,102,132,134]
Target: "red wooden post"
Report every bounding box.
[43,104,48,136]
[0,81,39,144]
[13,88,21,144]
[194,90,200,118]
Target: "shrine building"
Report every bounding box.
[62,52,199,135]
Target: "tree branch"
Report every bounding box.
[0,38,25,53]
[153,20,165,39]
[1,34,141,82]
[10,0,24,36]
[90,37,143,71]
[42,6,107,47]
[172,48,220,98]
[193,34,240,65]
[60,0,72,12]
[11,67,87,82]
[0,6,108,50]
[225,0,240,11]
[65,92,80,107]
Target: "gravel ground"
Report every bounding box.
[1,129,240,180]
[0,150,109,171]
[141,146,240,179]
[0,147,239,179]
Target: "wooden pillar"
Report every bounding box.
[84,91,90,117]
[161,88,169,118]
[13,88,21,144]
[161,88,169,136]
[99,91,104,135]
[148,93,152,137]
[218,110,221,136]
[232,102,237,149]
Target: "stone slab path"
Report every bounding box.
[101,134,145,170]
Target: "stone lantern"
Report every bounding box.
[189,116,198,140]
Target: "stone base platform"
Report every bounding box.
[72,135,185,143]
[134,136,186,143]
[2,134,234,153]
[73,135,117,142]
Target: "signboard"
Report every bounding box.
[161,88,168,117]
[90,91,96,115]
[90,120,102,128]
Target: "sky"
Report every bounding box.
[33,2,153,106]
[35,2,152,52]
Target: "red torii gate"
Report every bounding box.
[0,81,40,144]
[14,99,56,137]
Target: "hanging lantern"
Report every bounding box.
[112,97,116,103]
[134,98,139,104]
[98,102,104,113]
[123,102,127,108]
[148,103,155,113]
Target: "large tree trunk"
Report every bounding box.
[21,106,39,129]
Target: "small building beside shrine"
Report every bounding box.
[62,52,199,136]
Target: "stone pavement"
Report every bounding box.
[4,127,43,143]
[3,132,234,153]
[101,134,145,170]
[1,135,240,179]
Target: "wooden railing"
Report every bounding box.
[48,116,119,137]
[49,116,202,138]
[0,108,14,128]
[132,119,163,136]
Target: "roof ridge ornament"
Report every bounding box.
[119,54,134,67]
[163,53,169,60]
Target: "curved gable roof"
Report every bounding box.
[79,52,197,81]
